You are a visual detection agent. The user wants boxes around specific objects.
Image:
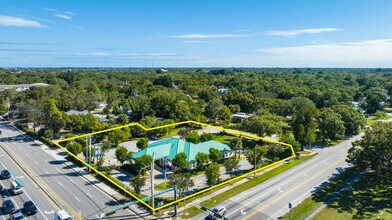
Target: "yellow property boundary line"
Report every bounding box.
[53,120,295,211]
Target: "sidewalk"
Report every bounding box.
[304,169,369,220]
[10,122,154,219]
[176,161,285,213]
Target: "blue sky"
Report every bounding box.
[1,0,392,67]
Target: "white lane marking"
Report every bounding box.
[57,181,64,187]
[44,210,54,214]
[223,156,332,209]
[225,156,341,217]
[70,179,75,184]
[304,173,309,177]
[15,176,24,179]
[34,161,38,165]
[74,196,81,202]
[25,153,29,157]
[0,166,21,210]
[277,188,283,193]
[241,208,246,215]
[22,189,49,220]
[87,193,93,198]
[45,170,49,174]
[266,164,350,220]
[0,154,4,157]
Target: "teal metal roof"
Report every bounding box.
[132,137,231,162]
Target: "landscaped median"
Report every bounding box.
[170,154,316,218]
[279,167,361,220]
[285,169,392,220]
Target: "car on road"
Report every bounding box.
[212,206,226,216]
[10,180,23,195]
[205,206,227,219]
[2,199,15,214]
[1,169,11,179]
[9,210,26,220]
[23,201,38,215]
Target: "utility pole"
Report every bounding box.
[151,153,155,210]
[173,185,177,217]
[85,136,92,172]
[6,97,9,119]
[254,146,257,178]
[89,135,92,172]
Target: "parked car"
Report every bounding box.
[2,199,15,214]
[23,201,38,215]
[9,210,25,220]
[149,136,161,141]
[1,169,11,179]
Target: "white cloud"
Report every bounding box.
[43,7,58,12]
[65,11,75,16]
[145,53,178,57]
[180,40,207,43]
[43,8,75,20]
[53,13,72,20]
[265,28,341,37]
[253,39,392,67]
[0,15,44,28]
[90,52,109,56]
[170,33,250,39]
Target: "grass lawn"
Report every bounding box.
[367,115,392,126]
[213,133,236,145]
[329,139,344,146]
[162,128,182,138]
[154,155,315,218]
[313,172,392,220]
[280,168,392,220]
[298,150,312,155]
[178,206,204,218]
[201,155,315,209]
[155,182,171,190]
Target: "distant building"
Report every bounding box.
[132,137,232,170]
[232,112,254,122]
[156,69,169,74]
[218,88,228,94]
[0,83,49,91]
[65,110,109,123]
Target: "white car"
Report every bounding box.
[207,206,227,219]
[9,210,26,220]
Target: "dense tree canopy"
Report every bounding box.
[1,68,389,154]
[348,122,392,180]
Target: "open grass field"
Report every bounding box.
[314,173,392,220]
[280,169,392,220]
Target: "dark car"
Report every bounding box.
[23,201,38,215]
[1,169,11,179]
[3,199,15,214]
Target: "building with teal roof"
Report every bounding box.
[132,137,233,170]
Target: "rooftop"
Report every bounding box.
[132,137,231,162]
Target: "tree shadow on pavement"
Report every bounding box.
[311,169,392,219]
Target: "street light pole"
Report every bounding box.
[151,153,155,210]
[254,146,256,178]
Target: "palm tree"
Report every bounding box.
[230,138,243,158]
